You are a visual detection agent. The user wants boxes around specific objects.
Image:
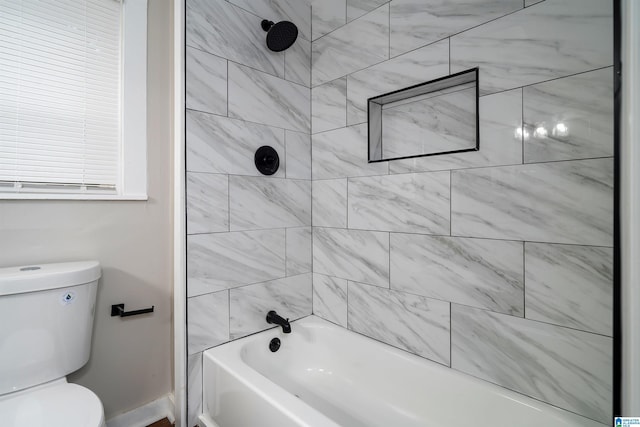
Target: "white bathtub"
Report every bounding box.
[200,316,603,427]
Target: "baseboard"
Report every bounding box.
[106,393,175,427]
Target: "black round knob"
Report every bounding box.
[254,146,280,175]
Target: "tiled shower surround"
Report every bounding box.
[185,0,613,425]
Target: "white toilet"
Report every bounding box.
[0,261,106,427]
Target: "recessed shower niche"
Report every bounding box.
[368,68,479,162]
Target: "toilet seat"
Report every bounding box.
[0,379,105,427]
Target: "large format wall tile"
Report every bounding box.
[389,88,522,173]
[347,0,388,22]
[391,235,524,316]
[348,172,450,234]
[187,0,284,78]
[188,291,230,354]
[312,179,347,228]
[346,40,449,125]
[313,274,348,327]
[312,4,389,86]
[186,46,227,115]
[312,78,347,133]
[285,131,311,179]
[229,176,311,230]
[285,38,311,87]
[525,243,613,336]
[312,124,388,179]
[229,63,310,133]
[451,305,612,424]
[187,229,285,296]
[187,353,203,427]
[451,159,613,246]
[286,227,312,275]
[313,227,389,287]
[230,274,312,339]
[523,67,614,163]
[390,0,521,57]
[348,282,451,365]
[229,0,311,41]
[450,0,613,95]
[312,0,346,40]
[186,111,285,178]
[186,172,229,234]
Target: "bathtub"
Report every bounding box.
[199,316,603,427]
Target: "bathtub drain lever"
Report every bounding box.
[266,310,291,333]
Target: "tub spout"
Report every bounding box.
[266,310,291,333]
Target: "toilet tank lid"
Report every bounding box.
[0,261,101,296]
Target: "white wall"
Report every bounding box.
[0,0,174,420]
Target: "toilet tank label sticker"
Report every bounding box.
[60,290,76,305]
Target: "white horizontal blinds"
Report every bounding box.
[0,0,122,190]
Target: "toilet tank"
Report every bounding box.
[0,261,101,396]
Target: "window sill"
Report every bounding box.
[0,193,149,201]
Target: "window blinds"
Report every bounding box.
[0,0,122,190]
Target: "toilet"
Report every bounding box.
[0,261,106,427]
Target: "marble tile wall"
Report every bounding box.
[185,0,312,424]
[310,0,613,424]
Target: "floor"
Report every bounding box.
[147,418,174,427]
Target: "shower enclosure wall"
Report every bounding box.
[182,0,615,425]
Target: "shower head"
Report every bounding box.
[261,20,298,52]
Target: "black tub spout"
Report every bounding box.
[266,310,291,333]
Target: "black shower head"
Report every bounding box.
[261,20,298,52]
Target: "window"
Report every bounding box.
[0,0,147,200]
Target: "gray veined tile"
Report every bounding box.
[313,274,348,327]
[450,0,613,95]
[347,0,388,22]
[186,46,227,116]
[525,243,613,336]
[186,172,229,234]
[525,0,544,6]
[312,4,389,86]
[230,273,312,339]
[312,0,346,40]
[348,172,450,234]
[186,111,285,178]
[313,227,389,287]
[285,38,311,87]
[523,67,614,163]
[346,39,449,125]
[390,0,522,57]
[229,176,311,231]
[312,179,347,228]
[187,291,230,354]
[186,0,284,78]
[451,305,612,424]
[381,87,477,159]
[187,353,203,427]
[285,130,311,180]
[187,229,285,296]
[228,63,311,133]
[286,227,312,276]
[348,282,451,365]
[312,78,347,134]
[391,234,524,316]
[312,124,388,179]
[451,158,613,246]
[229,0,311,41]
[389,87,523,174]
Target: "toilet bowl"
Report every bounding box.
[0,261,105,427]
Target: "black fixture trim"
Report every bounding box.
[266,310,291,333]
[366,67,480,163]
[111,303,155,317]
[261,20,274,32]
[254,146,280,175]
[269,337,281,352]
[612,0,621,417]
